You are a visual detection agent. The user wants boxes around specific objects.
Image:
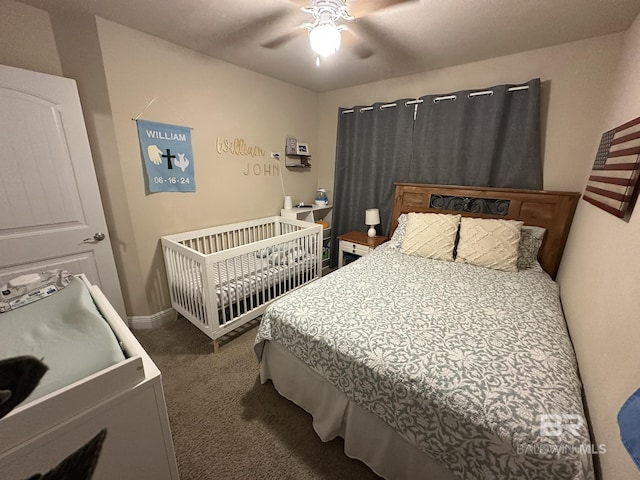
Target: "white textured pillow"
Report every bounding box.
[387,214,408,249]
[456,218,523,272]
[400,213,461,261]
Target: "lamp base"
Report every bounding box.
[367,226,376,237]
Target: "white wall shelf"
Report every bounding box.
[285,154,311,168]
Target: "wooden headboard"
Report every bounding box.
[390,183,580,279]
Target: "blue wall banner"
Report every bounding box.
[136,120,195,193]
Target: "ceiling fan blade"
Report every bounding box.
[342,27,374,59]
[219,8,293,47]
[352,17,417,63]
[291,0,418,16]
[261,28,307,49]
[347,0,418,18]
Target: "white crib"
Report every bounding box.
[161,216,322,352]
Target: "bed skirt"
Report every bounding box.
[258,340,456,480]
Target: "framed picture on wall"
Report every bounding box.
[582,115,640,221]
[286,137,297,155]
[296,142,309,155]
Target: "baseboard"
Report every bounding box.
[128,307,177,330]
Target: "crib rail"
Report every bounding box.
[180,221,277,254]
[166,216,307,254]
[162,245,208,330]
[161,216,322,351]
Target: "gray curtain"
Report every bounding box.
[409,78,542,189]
[331,100,415,265]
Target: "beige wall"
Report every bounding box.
[95,18,319,315]
[316,34,623,202]
[0,1,62,76]
[0,5,319,317]
[48,11,143,316]
[557,13,640,479]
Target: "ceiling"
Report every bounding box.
[18,0,640,93]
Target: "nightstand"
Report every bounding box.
[337,231,388,268]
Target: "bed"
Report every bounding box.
[254,183,591,480]
[162,215,322,352]
[0,273,179,480]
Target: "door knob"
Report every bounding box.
[83,232,106,242]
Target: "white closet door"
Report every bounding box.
[0,64,126,319]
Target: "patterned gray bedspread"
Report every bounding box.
[255,244,594,480]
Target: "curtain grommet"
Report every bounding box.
[468,90,494,99]
[433,95,457,104]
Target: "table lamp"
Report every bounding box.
[365,208,380,237]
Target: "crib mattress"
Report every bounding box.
[0,277,126,404]
[183,251,317,308]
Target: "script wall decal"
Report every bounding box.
[216,136,278,176]
[216,137,265,157]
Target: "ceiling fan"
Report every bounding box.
[261,0,416,65]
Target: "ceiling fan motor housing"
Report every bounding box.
[303,0,354,29]
[303,0,353,57]
[263,0,412,62]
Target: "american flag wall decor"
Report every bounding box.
[583,115,640,221]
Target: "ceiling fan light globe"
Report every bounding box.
[309,24,341,57]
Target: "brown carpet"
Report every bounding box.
[133,317,381,480]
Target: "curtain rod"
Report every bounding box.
[343,84,530,114]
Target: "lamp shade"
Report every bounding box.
[365,208,380,226]
[309,23,341,57]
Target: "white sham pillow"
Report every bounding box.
[455,218,523,272]
[387,213,408,249]
[517,225,546,270]
[400,213,461,262]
